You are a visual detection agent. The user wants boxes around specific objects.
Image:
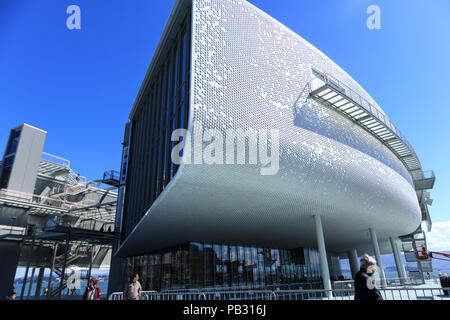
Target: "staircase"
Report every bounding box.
[91,247,110,268]
[48,267,68,297]
[48,245,111,297]
[39,152,90,199]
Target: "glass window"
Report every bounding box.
[124,244,344,291]
[230,246,239,287]
[161,250,171,290]
[163,69,170,187]
[237,246,245,287]
[170,246,181,288]
[250,248,259,286]
[6,130,21,156]
[262,249,272,286]
[271,249,281,285]
[213,244,223,287]
[181,244,190,288]
[170,46,179,178]
[156,73,165,195]
[0,166,11,189]
[257,248,265,286]
[146,252,162,291]
[189,242,204,288]
[204,243,214,287]
[222,245,230,287]
[284,252,291,283]
[244,247,252,288]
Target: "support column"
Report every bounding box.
[35,267,45,297]
[314,215,332,298]
[86,246,94,287]
[26,267,36,298]
[58,235,70,299]
[369,228,387,288]
[47,242,58,298]
[390,237,406,285]
[20,237,35,300]
[415,238,425,284]
[348,249,359,280]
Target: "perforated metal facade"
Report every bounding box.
[119,0,421,264]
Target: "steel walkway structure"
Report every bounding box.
[0,152,119,299]
[308,71,435,192]
[307,71,436,261]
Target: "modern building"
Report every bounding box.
[0,124,119,299]
[109,0,436,294]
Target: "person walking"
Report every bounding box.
[82,278,101,300]
[354,254,383,301]
[124,273,142,301]
[5,291,16,300]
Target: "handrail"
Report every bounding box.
[103,170,120,181]
[41,152,70,168]
[40,152,88,184]
[0,188,98,210]
[109,286,450,301]
[422,170,435,180]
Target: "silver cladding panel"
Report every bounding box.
[7,124,46,195]
[117,0,421,257]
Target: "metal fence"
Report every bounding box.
[109,287,450,301]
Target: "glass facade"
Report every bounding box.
[121,8,192,242]
[124,242,342,291]
[0,129,21,189]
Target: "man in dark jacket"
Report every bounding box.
[440,273,449,296]
[354,254,383,301]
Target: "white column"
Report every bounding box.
[390,237,407,284]
[348,249,359,280]
[369,228,387,288]
[314,215,332,298]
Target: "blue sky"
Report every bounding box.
[0,1,449,241]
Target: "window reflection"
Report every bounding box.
[125,243,342,291]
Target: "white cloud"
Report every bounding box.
[426,220,450,252]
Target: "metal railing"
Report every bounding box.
[110,287,450,301]
[103,170,120,182]
[74,219,115,233]
[422,170,435,180]
[0,188,98,211]
[40,152,88,185]
[109,290,278,301]
[41,152,70,168]
[157,282,326,293]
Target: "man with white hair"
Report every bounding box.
[440,273,449,296]
[354,254,383,300]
